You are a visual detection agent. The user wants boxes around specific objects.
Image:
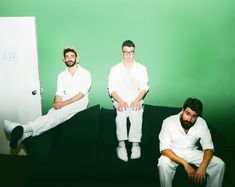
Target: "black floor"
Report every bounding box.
[1,149,234,187]
[1,154,28,187]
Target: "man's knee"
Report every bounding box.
[158,155,177,170]
[211,156,225,170]
[217,158,225,171]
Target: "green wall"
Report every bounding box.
[1,0,235,145]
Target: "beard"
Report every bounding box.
[65,60,76,67]
[180,115,195,130]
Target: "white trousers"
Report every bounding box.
[24,99,88,137]
[115,107,143,143]
[157,150,225,187]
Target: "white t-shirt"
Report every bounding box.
[56,65,91,102]
[108,61,149,105]
[159,113,214,154]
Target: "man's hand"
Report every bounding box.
[184,163,207,185]
[194,167,207,185]
[192,149,212,185]
[53,101,63,110]
[184,163,196,182]
[117,101,128,112]
[130,100,142,111]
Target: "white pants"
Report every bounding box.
[24,99,88,137]
[115,107,143,143]
[157,150,225,187]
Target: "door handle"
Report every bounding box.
[32,88,43,95]
[32,90,37,95]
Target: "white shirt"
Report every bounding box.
[108,61,149,105]
[56,65,91,102]
[159,113,214,154]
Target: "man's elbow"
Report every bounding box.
[161,149,172,156]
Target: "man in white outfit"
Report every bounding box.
[108,40,149,162]
[158,98,225,187]
[4,47,92,149]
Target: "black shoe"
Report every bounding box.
[10,126,23,149]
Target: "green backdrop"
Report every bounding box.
[1,0,235,146]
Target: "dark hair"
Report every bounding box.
[122,40,135,49]
[183,98,203,116]
[63,48,77,58]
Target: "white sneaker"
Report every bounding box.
[4,120,21,134]
[116,146,128,162]
[131,145,141,159]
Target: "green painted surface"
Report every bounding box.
[1,0,234,144]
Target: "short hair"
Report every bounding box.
[122,40,135,49]
[63,47,78,58]
[183,98,203,117]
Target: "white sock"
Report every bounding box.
[23,125,33,134]
[132,142,139,147]
[20,125,33,140]
[118,141,125,147]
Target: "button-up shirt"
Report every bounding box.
[159,113,214,155]
[56,65,91,102]
[108,61,149,105]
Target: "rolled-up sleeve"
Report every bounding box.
[139,66,149,92]
[159,119,171,152]
[55,74,64,97]
[108,68,118,96]
[80,71,92,95]
[199,120,214,151]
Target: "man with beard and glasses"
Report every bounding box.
[157,98,225,187]
[4,47,92,149]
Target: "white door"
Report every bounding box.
[0,17,42,155]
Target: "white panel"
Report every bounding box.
[0,17,42,155]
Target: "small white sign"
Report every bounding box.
[0,48,19,64]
